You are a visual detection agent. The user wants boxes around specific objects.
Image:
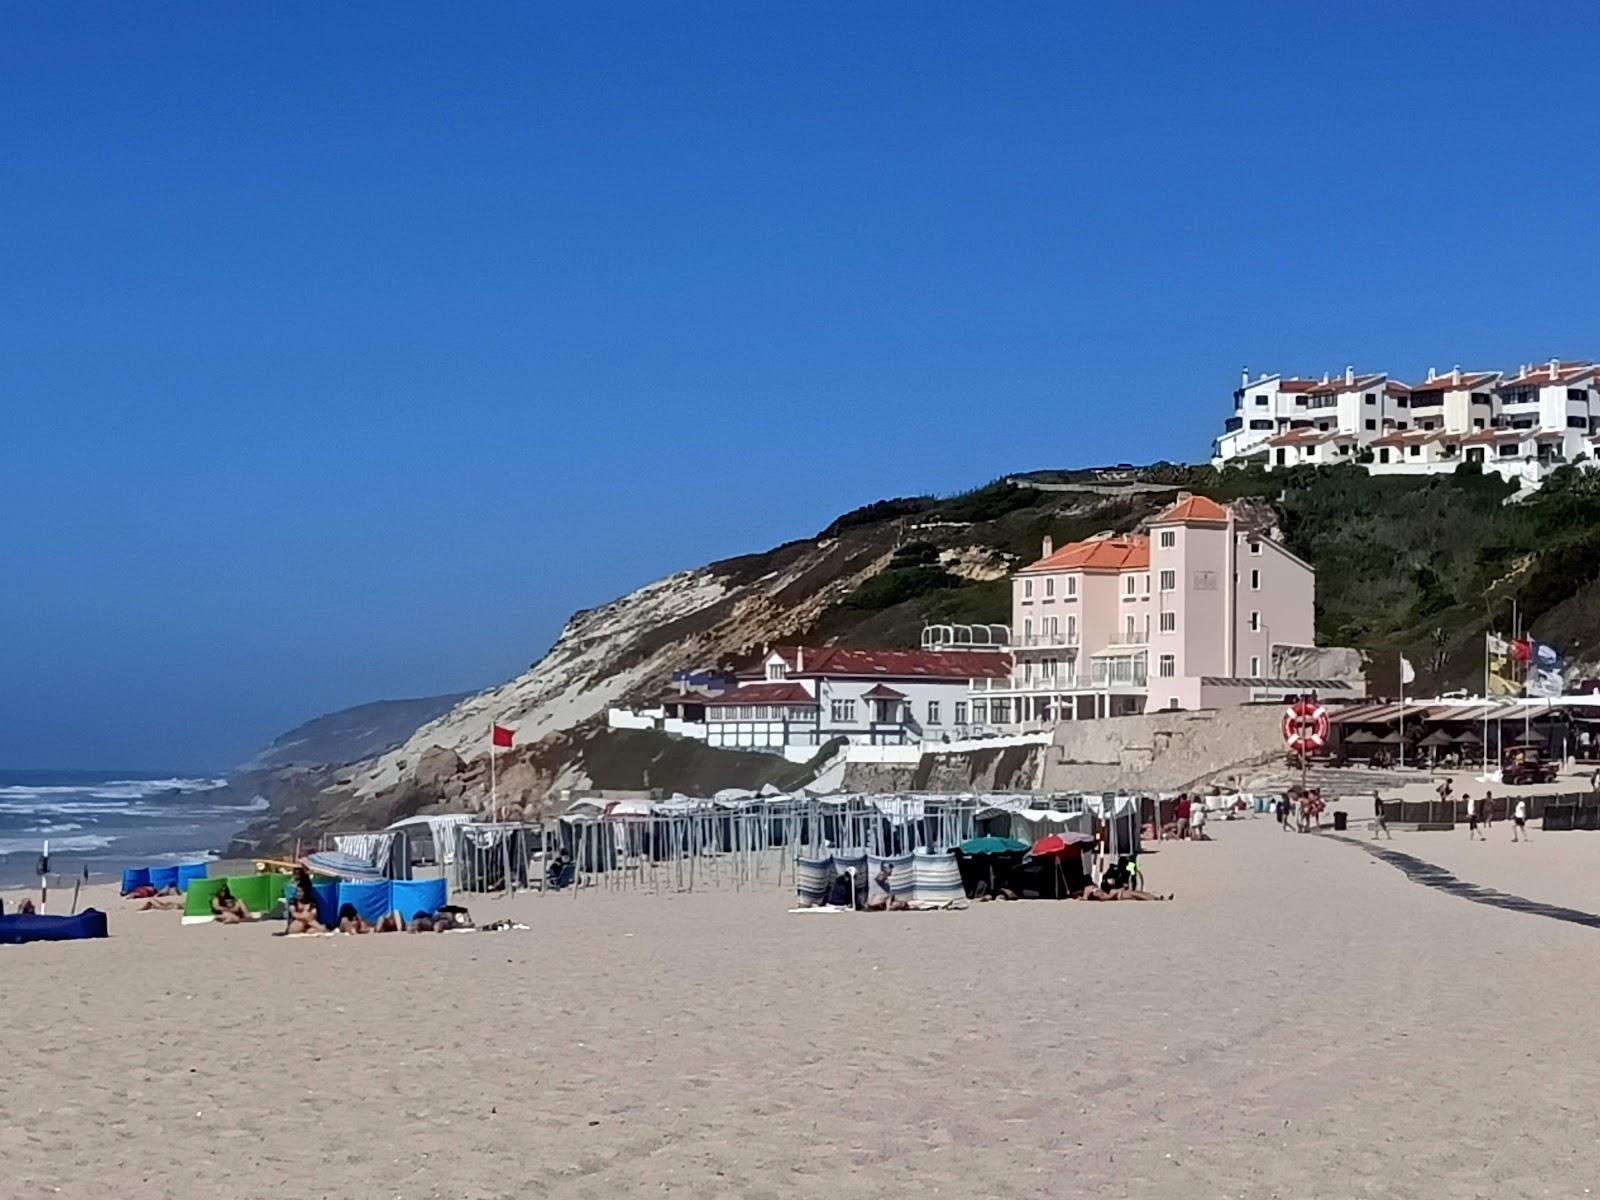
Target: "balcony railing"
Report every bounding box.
[1014,632,1079,649]
[1090,661,1148,687]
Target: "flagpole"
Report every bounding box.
[1399,658,1405,769]
[490,723,498,824]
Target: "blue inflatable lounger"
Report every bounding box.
[0,909,109,945]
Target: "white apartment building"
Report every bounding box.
[1214,358,1600,490]
[975,493,1329,729]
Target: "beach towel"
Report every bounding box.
[120,867,150,895]
[910,850,965,906]
[793,857,832,906]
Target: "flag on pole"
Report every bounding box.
[492,724,514,748]
[1400,656,1416,686]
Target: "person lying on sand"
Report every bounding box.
[408,910,436,933]
[336,903,372,934]
[373,911,405,933]
[211,883,252,924]
[1080,879,1173,902]
[138,897,185,911]
[432,905,474,932]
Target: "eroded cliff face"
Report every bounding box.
[348,531,903,805]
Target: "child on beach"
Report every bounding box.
[1512,797,1529,842]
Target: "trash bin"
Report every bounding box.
[1332,810,1348,832]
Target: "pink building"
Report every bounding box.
[975,494,1318,727]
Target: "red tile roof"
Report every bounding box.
[1408,371,1499,393]
[1020,534,1150,574]
[860,684,908,700]
[710,682,816,706]
[1458,428,1526,446]
[773,647,1013,680]
[1499,361,1596,388]
[1155,494,1230,525]
[1307,373,1385,395]
[1275,378,1324,394]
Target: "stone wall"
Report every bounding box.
[1040,706,1287,793]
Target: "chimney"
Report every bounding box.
[1041,535,1054,559]
[1451,365,1461,386]
[1521,363,1529,378]
[1550,356,1561,378]
[1176,491,1193,503]
[795,647,803,673]
[1321,371,1330,384]
[1345,365,1355,385]
[1427,367,1437,382]
[1241,367,1249,387]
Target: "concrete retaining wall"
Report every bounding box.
[1040,706,1286,793]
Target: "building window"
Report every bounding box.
[1395,396,1409,408]
[1125,575,1136,596]
[1159,569,1176,591]
[991,699,1011,724]
[1255,394,1269,406]
[790,707,812,721]
[1158,654,1176,678]
[738,705,753,719]
[1409,444,1421,457]
[1142,573,1150,594]
[1023,579,1033,599]
[1159,530,1175,549]
[1249,541,1262,556]
[954,701,967,725]
[1249,610,1260,631]
[1067,615,1078,644]
[1364,419,1376,431]
[1250,569,1261,590]
[1250,655,1261,675]
[972,700,987,724]
[1364,393,1376,405]
[766,661,786,681]
[1066,576,1077,597]
[1024,618,1033,640]
[830,699,855,723]
[1044,577,1055,598]
[927,700,940,724]
[1125,616,1136,641]
[1160,611,1176,633]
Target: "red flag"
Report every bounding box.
[492,724,514,748]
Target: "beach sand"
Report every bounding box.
[5,817,1600,1199]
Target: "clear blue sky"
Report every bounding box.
[5,3,1598,770]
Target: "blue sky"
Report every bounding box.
[5,3,1599,769]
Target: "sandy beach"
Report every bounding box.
[6,816,1600,1200]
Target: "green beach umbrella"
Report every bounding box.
[958,835,1028,856]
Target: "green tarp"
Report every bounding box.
[183,873,289,921]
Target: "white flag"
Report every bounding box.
[1400,656,1416,686]
[1487,633,1509,655]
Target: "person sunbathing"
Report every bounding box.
[372,910,405,933]
[336,903,372,934]
[285,893,325,934]
[432,905,474,932]
[1081,879,1173,902]
[408,910,436,933]
[138,896,185,911]
[211,883,252,924]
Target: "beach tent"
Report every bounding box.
[120,867,150,895]
[330,878,449,925]
[182,874,289,924]
[0,908,108,944]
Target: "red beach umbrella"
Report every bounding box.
[1030,832,1093,857]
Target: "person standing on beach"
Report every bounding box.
[1373,794,1392,839]
[1512,797,1529,842]
[1464,793,1481,840]
[1482,789,1495,830]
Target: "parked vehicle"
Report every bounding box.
[1502,744,1559,786]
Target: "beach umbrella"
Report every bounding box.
[959,835,1028,856]
[1029,832,1094,857]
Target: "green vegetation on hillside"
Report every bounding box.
[800,462,1600,689]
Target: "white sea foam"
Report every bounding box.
[0,834,114,856]
[27,822,84,834]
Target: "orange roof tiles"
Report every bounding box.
[1020,534,1150,574]
[1499,361,1596,388]
[1155,494,1230,525]
[1408,371,1499,393]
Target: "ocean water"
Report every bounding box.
[0,770,265,886]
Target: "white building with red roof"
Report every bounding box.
[981,492,1320,728]
[698,644,1011,752]
[1215,359,1600,490]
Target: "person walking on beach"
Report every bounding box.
[1372,793,1392,839]
[1482,789,1495,830]
[1512,797,1529,842]
[1465,793,1482,840]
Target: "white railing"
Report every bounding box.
[1013,632,1079,649]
